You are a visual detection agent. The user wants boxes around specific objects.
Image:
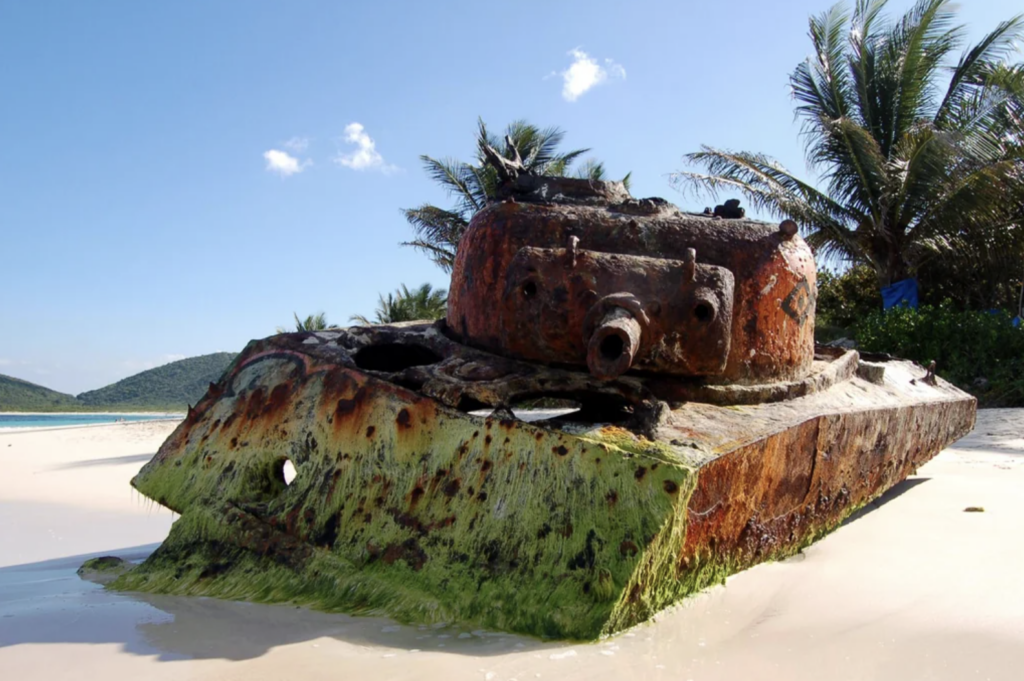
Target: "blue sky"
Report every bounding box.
[0,0,1014,394]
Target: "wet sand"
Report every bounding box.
[1,413,1022,680]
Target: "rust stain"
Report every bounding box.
[396,408,412,429]
[679,401,976,574]
[447,184,816,383]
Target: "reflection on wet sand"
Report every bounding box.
[0,546,548,661]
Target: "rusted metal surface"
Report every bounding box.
[501,246,735,378]
[587,306,643,380]
[448,178,817,385]
[109,168,977,640]
[116,327,976,640]
[675,388,977,575]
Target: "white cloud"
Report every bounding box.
[560,48,626,102]
[335,123,397,173]
[283,136,310,152]
[263,149,310,177]
[0,358,11,366]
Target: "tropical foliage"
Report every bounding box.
[350,283,448,325]
[403,118,627,272]
[276,312,334,333]
[672,0,1024,300]
[816,264,881,335]
[857,303,1024,406]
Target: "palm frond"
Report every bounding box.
[849,0,887,131]
[401,205,468,273]
[573,158,606,181]
[673,146,861,227]
[791,2,853,128]
[352,283,448,324]
[280,311,332,332]
[400,238,458,273]
[936,14,1024,124]
[419,155,483,214]
[548,147,591,171]
[405,118,619,272]
[882,0,961,144]
[673,146,873,266]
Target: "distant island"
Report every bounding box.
[0,352,237,412]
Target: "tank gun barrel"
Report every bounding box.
[586,306,642,380]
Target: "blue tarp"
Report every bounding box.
[881,278,919,310]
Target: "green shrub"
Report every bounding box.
[855,303,1024,406]
[815,265,881,342]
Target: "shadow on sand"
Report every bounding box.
[50,453,155,470]
[841,476,930,526]
[0,545,553,662]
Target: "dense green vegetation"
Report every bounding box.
[815,265,883,339]
[0,353,237,412]
[0,374,82,412]
[815,266,1024,406]
[77,353,237,411]
[857,304,1024,406]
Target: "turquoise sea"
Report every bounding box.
[0,413,183,430]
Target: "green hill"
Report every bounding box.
[0,352,238,412]
[77,352,237,411]
[0,374,82,412]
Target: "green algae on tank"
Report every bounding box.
[100,323,975,640]
[115,337,701,640]
[98,171,975,639]
[78,556,132,585]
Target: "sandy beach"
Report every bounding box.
[1,413,1022,680]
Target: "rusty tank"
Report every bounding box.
[104,159,976,641]
[448,176,814,385]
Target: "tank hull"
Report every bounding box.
[111,324,975,640]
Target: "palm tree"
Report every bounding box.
[671,0,1024,294]
[276,312,334,334]
[350,283,448,325]
[403,118,629,272]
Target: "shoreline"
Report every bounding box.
[0,417,183,435]
[0,411,186,416]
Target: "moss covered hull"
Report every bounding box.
[116,328,975,640]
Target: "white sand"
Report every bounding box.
[1,412,1023,680]
[0,421,180,566]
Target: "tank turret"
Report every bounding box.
[448,170,815,386]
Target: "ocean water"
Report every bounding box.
[0,413,183,430]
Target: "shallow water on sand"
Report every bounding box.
[0,414,181,430]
